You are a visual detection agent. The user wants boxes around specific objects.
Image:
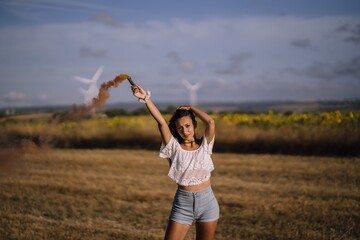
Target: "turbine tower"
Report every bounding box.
[74,66,104,108]
[182,79,201,106]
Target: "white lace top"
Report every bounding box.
[159,135,215,186]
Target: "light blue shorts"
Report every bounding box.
[169,186,220,225]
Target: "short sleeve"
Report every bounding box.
[203,135,215,154]
[159,136,176,158]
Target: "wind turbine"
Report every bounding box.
[182,79,201,106]
[74,66,104,109]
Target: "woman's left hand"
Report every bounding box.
[132,85,147,100]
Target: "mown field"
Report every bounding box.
[0,148,359,239]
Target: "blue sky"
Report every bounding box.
[0,0,360,108]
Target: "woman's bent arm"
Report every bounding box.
[179,105,215,143]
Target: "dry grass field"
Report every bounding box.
[0,148,359,239]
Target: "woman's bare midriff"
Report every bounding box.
[178,179,211,192]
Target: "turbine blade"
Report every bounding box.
[182,79,193,90]
[182,79,201,91]
[92,65,104,82]
[74,76,91,84]
[79,88,88,95]
[192,82,202,90]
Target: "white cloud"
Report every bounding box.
[0,15,360,107]
[90,12,123,28]
[2,91,26,103]
[37,94,48,101]
[290,38,313,49]
[79,46,107,58]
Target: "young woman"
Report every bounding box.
[132,85,219,240]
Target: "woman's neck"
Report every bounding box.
[182,139,197,148]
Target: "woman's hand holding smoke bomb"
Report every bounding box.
[132,85,146,99]
[132,84,151,103]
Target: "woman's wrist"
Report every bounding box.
[138,91,151,103]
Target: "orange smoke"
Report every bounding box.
[70,73,132,118]
[91,73,131,109]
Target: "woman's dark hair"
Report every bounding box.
[168,109,200,144]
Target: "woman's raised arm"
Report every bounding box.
[132,85,172,145]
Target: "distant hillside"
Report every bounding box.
[198,99,360,113]
[1,99,360,116]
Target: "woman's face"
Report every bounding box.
[175,116,195,142]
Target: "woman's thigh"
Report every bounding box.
[195,220,218,240]
[164,220,191,240]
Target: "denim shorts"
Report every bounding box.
[169,186,220,225]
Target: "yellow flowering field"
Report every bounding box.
[215,111,359,127]
[1,110,359,155]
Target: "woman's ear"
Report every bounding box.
[193,120,197,128]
